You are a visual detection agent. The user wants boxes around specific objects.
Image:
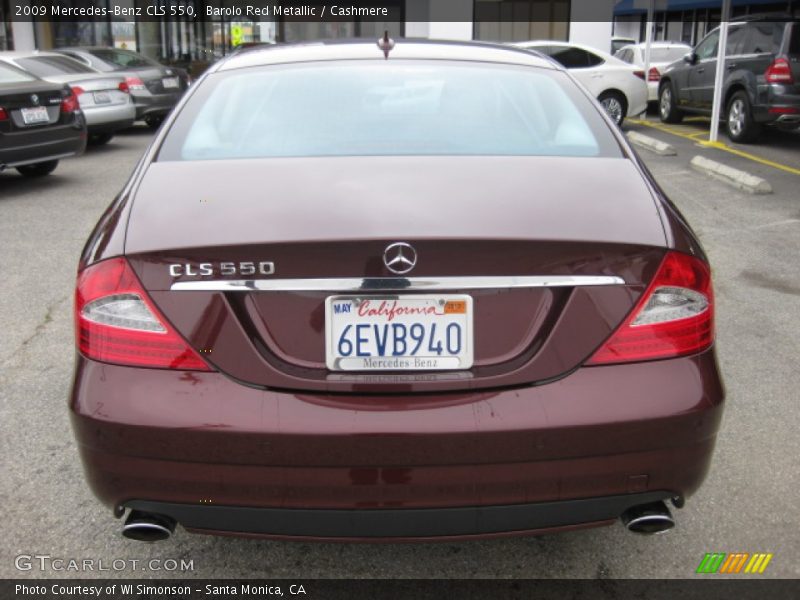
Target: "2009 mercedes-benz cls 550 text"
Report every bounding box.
[70,39,724,542]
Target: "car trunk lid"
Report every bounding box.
[125,156,667,393]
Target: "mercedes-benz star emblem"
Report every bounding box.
[383,242,417,275]
[30,94,39,106]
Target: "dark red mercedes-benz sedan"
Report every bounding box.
[70,39,724,542]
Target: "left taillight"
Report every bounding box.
[0,107,7,121]
[75,257,211,371]
[587,251,714,365]
[633,70,646,80]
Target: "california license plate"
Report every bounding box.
[325,295,473,371]
[162,77,179,89]
[93,91,111,104]
[20,106,49,125]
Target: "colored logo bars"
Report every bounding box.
[696,553,774,574]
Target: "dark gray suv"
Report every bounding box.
[658,17,799,143]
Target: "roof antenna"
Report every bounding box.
[377,30,395,59]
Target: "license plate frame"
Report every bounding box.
[93,91,111,104]
[20,106,49,125]
[325,294,474,372]
[162,77,180,89]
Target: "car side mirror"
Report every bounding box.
[684,52,697,65]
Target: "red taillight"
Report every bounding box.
[765,58,794,84]
[768,106,799,114]
[125,76,146,91]
[633,70,646,80]
[0,107,7,121]
[71,85,85,97]
[648,67,661,82]
[587,251,714,365]
[75,257,211,371]
[60,90,80,114]
[118,81,130,93]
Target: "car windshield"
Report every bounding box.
[0,62,37,83]
[159,61,621,161]
[16,56,96,77]
[90,48,159,69]
[650,47,691,62]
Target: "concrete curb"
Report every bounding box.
[690,155,773,195]
[626,131,677,156]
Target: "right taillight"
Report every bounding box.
[125,76,146,91]
[648,66,661,82]
[765,58,794,84]
[587,251,714,365]
[60,88,80,114]
[76,257,211,371]
[0,107,7,121]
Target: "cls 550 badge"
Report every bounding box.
[168,261,275,278]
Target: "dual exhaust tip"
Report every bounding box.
[122,510,176,542]
[621,501,675,535]
[120,500,676,541]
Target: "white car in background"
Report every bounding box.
[614,42,693,102]
[513,41,648,127]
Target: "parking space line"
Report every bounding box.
[697,141,800,176]
[628,118,800,177]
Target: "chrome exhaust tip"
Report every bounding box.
[621,501,675,535]
[122,510,176,542]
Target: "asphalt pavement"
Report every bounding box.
[1,123,798,579]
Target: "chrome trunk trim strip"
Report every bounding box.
[170,275,625,292]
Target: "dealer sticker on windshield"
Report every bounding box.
[325,295,474,371]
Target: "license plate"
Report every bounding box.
[162,77,179,89]
[93,91,111,104]
[20,106,49,125]
[325,295,474,371]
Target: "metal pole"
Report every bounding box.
[709,0,732,143]
[643,0,655,87]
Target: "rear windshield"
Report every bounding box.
[16,56,96,77]
[90,48,159,69]
[158,61,622,161]
[0,62,37,83]
[650,47,691,62]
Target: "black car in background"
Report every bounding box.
[0,62,86,177]
[53,47,190,129]
[658,17,800,143]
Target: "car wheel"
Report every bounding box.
[16,160,59,178]
[658,82,683,123]
[726,91,761,144]
[89,132,114,146]
[598,91,627,127]
[144,116,164,130]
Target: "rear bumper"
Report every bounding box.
[84,102,136,133]
[128,491,672,540]
[131,91,182,119]
[0,123,86,168]
[70,349,724,539]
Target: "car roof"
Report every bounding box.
[514,40,620,62]
[0,50,76,60]
[213,38,559,73]
[628,41,692,48]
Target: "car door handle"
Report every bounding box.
[727,63,737,70]
[696,67,705,74]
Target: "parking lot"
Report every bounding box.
[1,121,798,579]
